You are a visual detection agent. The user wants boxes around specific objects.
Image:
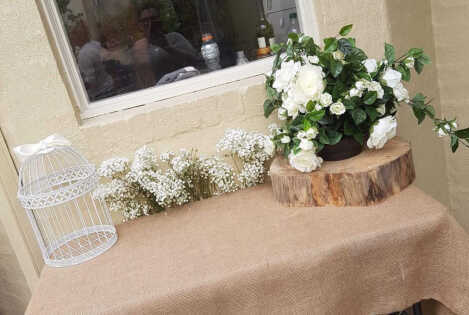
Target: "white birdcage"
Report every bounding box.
[16,136,117,267]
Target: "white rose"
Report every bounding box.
[273,60,301,92]
[437,128,446,138]
[320,93,333,107]
[283,94,300,118]
[349,88,363,98]
[281,135,291,144]
[452,121,458,129]
[278,107,288,120]
[295,64,326,102]
[299,139,315,151]
[310,55,320,64]
[393,82,409,102]
[315,103,323,111]
[333,50,345,61]
[368,81,384,99]
[363,58,378,73]
[297,131,307,139]
[302,55,320,65]
[330,102,346,116]
[405,57,415,68]
[367,116,397,150]
[289,150,323,173]
[306,127,319,139]
[355,80,366,90]
[377,104,386,116]
[263,137,275,156]
[444,123,451,131]
[382,68,402,88]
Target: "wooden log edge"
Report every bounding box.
[269,137,416,207]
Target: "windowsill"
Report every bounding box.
[79,74,266,129]
[79,57,274,121]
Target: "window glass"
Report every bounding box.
[56,0,300,102]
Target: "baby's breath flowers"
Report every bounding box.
[216,129,275,188]
[94,129,273,222]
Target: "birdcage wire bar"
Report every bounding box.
[17,146,117,267]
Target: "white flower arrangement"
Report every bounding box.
[264,24,469,173]
[93,129,274,222]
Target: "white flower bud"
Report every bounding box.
[281,135,291,144]
[330,102,346,116]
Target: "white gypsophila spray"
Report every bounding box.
[94,129,274,222]
[199,157,239,194]
[97,158,130,179]
[217,129,274,188]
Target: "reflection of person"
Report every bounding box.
[77,39,113,101]
[136,7,202,82]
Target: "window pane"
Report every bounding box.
[56,0,300,102]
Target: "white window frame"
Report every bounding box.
[39,0,319,120]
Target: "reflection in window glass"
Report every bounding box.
[56,0,300,102]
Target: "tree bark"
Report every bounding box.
[270,137,416,207]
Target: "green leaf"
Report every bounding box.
[425,105,435,119]
[306,100,315,112]
[266,86,278,99]
[343,98,356,110]
[412,107,426,124]
[455,128,469,138]
[451,135,459,152]
[346,47,367,63]
[414,60,425,74]
[344,119,356,136]
[397,64,411,82]
[351,108,367,125]
[330,59,344,78]
[271,43,281,54]
[408,48,424,57]
[419,54,431,64]
[385,43,395,64]
[319,128,330,144]
[353,132,365,146]
[303,119,312,130]
[263,100,275,118]
[412,93,426,106]
[288,32,299,43]
[365,107,379,122]
[306,109,326,122]
[328,130,343,145]
[339,24,353,36]
[324,37,338,52]
[338,38,354,55]
[363,91,378,105]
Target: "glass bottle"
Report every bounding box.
[256,0,274,53]
[287,13,299,35]
[201,33,221,71]
[235,51,249,65]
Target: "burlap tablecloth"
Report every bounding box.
[26,184,469,315]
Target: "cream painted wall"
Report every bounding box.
[0,220,30,314]
[430,0,469,231]
[385,0,450,207]
[0,0,464,311]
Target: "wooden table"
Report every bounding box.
[26,184,469,314]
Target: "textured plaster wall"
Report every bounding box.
[430,0,469,231]
[0,220,30,314]
[385,0,450,207]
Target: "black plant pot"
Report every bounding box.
[319,136,363,161]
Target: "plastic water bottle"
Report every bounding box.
[287,13,299,35]
[201,33,221,71]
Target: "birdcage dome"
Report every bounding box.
[16,141,117,267]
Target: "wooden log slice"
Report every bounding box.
[269,137,415,207]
